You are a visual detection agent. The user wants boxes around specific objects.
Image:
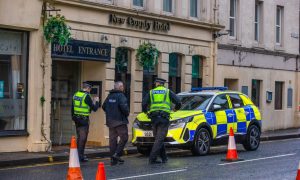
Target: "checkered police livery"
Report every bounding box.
[132,87,262,155]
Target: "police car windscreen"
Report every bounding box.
[179,95,213,110]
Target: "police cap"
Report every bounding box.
[154,78,166,84]
[82,81,93,88]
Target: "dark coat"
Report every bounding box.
[102,90,130,128]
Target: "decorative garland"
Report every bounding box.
[43,14,71,45]
[136,42,159,70]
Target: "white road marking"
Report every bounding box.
[261,138,300,144]
[109,168,187,180]
[218,153,296,166]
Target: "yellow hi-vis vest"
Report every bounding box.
[73,91,91,117]
[149,86,171,113]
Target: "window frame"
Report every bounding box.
[275,6,283,45]
[189,0,200,19]
[163,0,174,14]
[229,0,237,38]
[100,0,113,4]
[132,0,145,10]
[209,94,230,111]
[228,93,244,109]
[0,28,29,136]
[254,2,260,41]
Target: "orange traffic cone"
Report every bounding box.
[296,161,300,180]
[95,162,107,180]
[67,136,83,180]
[225,127,239,161]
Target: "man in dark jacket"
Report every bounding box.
[102,81,129,165]
[72,81,99,162]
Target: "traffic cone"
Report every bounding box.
[296,161,300,180]
[225,127,239,161]
[95,162,106,180]
[67,136,83,180]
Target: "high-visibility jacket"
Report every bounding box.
[149,86,171,113]
[73,91,91,117]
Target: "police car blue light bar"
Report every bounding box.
[191,87,228,92]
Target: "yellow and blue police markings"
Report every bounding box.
[132,90,262,145]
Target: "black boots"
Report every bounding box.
[111,154,124,166]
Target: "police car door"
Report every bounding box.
[210,94,230,137]
[228,94,247,134]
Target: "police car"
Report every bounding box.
[132,87,262,155]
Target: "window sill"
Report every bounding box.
[252,42,265,49]
[161,11,174,16]
[227,39,242,46]
[0,130,29,137]
[274,45,285,52]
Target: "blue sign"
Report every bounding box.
[0,81,3,98]
[51,40,111,62]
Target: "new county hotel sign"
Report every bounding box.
[109,14,170,32]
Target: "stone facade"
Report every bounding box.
[0,0,222,152]
[216,0,300,131]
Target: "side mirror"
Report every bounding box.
[212,104,222,111]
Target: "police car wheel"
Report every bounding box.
[192,128,211,156]
[137,146,152,156]
[243,125,260,151]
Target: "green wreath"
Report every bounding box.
[43,14,71,45]
[136,42,159,70]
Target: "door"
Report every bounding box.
[210,94,230,137]
[228,94,247,134]
[51,61,80,145]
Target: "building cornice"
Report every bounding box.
[53,0,224,31]
[218,44,299,59]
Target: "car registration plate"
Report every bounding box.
[144,131,153,137]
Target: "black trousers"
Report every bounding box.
[149,116,169,161]
[75,124,89,160]
[109,124,128,157]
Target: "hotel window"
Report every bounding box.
[133,0,143,7]
[254,1,262,41]
[275,81,284,110]
[0,29,28,133]
[115,47,131,107]
[163,0,173,13]
[192,55,202,88]
[276,6,283,45]
[229,0,237,37]
[251,79,261,107]
[190,0,199,18]
[169,53,181,94]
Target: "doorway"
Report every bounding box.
[50,61,81,145]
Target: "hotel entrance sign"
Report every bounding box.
[51,40,111,62]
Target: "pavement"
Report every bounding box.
[0,128,300,168]
[1,137,300,179]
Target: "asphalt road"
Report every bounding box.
[1,138,300,180]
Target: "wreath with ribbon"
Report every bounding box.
[136,42,159,70]
[43,14,71,45]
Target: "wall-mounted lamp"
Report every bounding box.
[213,30,231,39]
[101,35,108,41]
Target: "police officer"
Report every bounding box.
[102,81,129,166]
[142,78,181,164]
[72,81,99,162]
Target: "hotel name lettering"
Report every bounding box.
[109,14,170,32]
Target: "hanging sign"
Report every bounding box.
[51,40,111,62]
